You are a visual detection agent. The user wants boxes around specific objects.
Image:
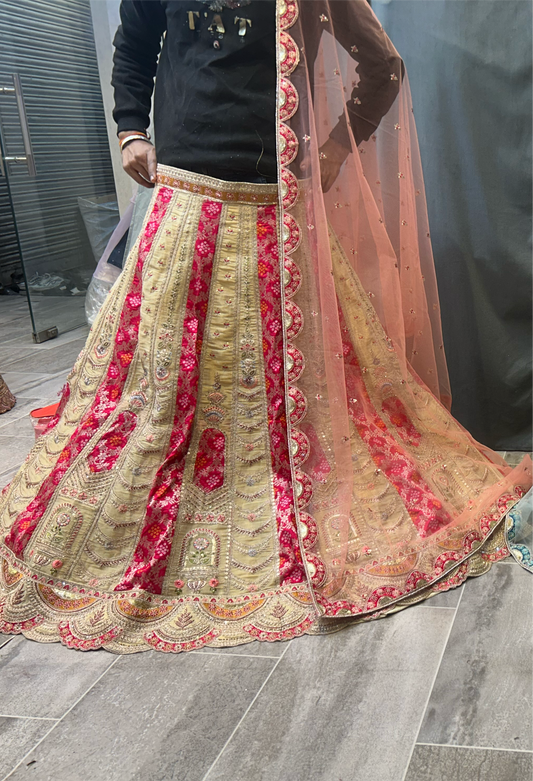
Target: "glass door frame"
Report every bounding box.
[0,76,57,343]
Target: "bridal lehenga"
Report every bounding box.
[0,1,530,653]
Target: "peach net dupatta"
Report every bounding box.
[277,0,532,615]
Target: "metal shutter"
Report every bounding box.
[0,0,116,284]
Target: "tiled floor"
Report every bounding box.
[0,297,531,781]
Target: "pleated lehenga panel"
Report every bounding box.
[0,169,314,653]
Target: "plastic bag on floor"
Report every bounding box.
[85,187,153,325]
[85,277,118,325]
[78,196,120,263]
[84,200,133,325]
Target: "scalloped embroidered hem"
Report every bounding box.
[0,520,510,654]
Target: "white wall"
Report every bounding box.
[90,0,135,214]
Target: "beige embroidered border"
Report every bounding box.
[157,164,279,205]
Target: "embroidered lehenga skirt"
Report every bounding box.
[0,166,530,654]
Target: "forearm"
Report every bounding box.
[329,0,403,149]
[112,0,166,134]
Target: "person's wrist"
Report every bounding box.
[119,133,153,153]
[118,129,149,140]
[321,136,349,164]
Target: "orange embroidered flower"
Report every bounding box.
[18,519,32,532]
[118,351,133,367]
[147,523,165,540]
[256,222,271,238]
[108,433,126,448]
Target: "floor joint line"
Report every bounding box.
[0,715,58,722]
[415,742,533,754]
[400,588,464,781]
[1,656,122,781]
[190,650,282,660]
[201,641,291,780]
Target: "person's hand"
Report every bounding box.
[318,136,349,193]
[119,131,157,188]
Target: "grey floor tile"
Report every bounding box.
[0,414,35,439]
[0,348,29,367]
[0,436,34,474]
[418,563,532,750]
[0,310,26,321]
[0,333,36,349]
[0,637,115,719]
[34,328,90,352]
[0,315,29,330]
[23,375,69,403]
[0,636,12,650]
[1,340,84,375]
[0,717,55,780]
[404,745,533,781]
[0,301,29,317]
[504,451,530,468]
[0,373,57,397]
[0,298,88,346]
[0,399,41,432]
[0,348,42,370]
[0,325,88,355]
[206,608,454,781]
[1,372,66,400]
[7,650,276,781]
[0,326,32,347]
[0,467,22,491]
[419,585,463,609]
[193,639,288,658]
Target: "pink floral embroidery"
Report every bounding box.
[381,396,421,447]
[338,306,452,537]
[5,188,173,558]
[269,356,283,374]
[257,205,305,584]
[193,428,225,493]
[86,411,137,473]
[115,200,222,593]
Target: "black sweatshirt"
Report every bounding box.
[112,0,402,183]
[113,0,277,182]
